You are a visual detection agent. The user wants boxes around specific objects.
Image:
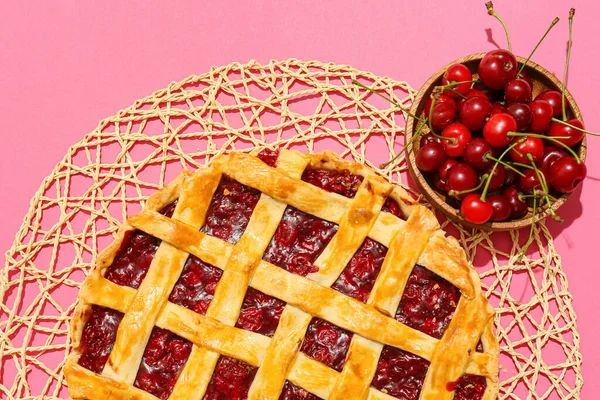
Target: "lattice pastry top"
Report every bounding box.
[65,149,499,400]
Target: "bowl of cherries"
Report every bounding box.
[405,5,589,231]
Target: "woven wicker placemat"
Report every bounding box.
[0,59,583,399]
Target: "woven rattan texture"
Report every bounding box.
[1,59,582,399]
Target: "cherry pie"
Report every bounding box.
[65,149,499,400]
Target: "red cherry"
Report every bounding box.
[548,156,587,193]
[461,194,493,224]
[536,146,568,178]
[416,142,447,172]
[463,138,493,170]
[505,103,532,132]
[438,158,459,181]
[547,119,585,147]
[419,133,442,147]
[447,163,477,192]
[505,79,532,103]
[442,64,473,97]
[528,99,553,133]
[485,165,507,192]
[483,113,517,147]
[490,102,506,116]
[503,185,528,218]
[441,122,472,157]
[509,137,544,164]
[430,102,458,132]
[516,69,534,90]
[488,194,512,222]
[478,50,519,90]
[519,169,542,193]
[535,90,563,117]
[459,96,491,130]
[424,94,458,132]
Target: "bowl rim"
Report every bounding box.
[404,52,587,231]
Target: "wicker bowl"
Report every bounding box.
[405,53,587,231]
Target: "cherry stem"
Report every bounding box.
[506,131,581,162]
[448,89,467,99]
[486,1,512,52]
[435,80,477,92]
[352,80,424,122]
[449,174,489,197]
[485,154,526,176]
[480,138,527,201]
[508,161,534,170]
[562,8,575,121]
[517,17,560,75]
[551,117,600,136]
[380,118,428,168]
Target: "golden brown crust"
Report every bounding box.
[66,150,499,400]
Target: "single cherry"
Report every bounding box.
[438,158,459,181]
[509,136,544,164]
[416,142,447,172]
[424,94,458,132]
[547,119,585,147]
[459,96,491,130]
[447,163,478,192]
[505,103,532,132]
[503,185,528,218]
[488,194,512,221]
[485,165,507,192]
[463,138,493,170]
[478,49,519,90]
[441,122,472,157]
[536,146,568,178]
[535,90,563,117]
[442,64,473,97]
[461,194,493,224]
[432,173,448,192]
[548,156,587,193]
[528,99,553,133]
[483,113,517,147]
[519,169,542,193]
[505,79,532,103]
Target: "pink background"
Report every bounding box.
[1,0,598,397]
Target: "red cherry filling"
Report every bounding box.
[302,168,363,199]
[134,327,192,400]
[263,206,338,276]
[450,374,488,400]
[279,380,322,400]
[257,148,280,167]
[235,287,286,337]
[201,175,262,245]
[104,230,161,289]
[395,265,461,340]
[78,306,124,373]
[203,356,258,400]
[300,318,353,372]
[330,238,387,303]
[371,345,430,399]
[169,255,223,315]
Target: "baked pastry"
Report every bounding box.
[65,149,499,400]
